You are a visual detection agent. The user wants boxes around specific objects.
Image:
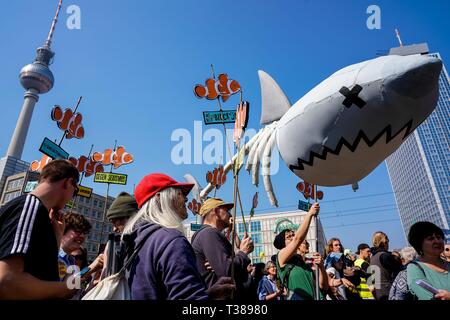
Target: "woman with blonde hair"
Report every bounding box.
[369,231,402,300]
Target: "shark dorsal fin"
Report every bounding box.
[258,70,291,125]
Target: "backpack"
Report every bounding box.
[82,224,161,300]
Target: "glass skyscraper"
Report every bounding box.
[386,43,450,240]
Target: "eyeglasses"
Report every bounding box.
[333,243,341,247]
[72,229,88,236]
[73,255,84,260]
[70,178,79,197]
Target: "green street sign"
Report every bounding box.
[190,223,202,232]
[94,172,128,185]
[298,200,311,212]
[39,137,69,159]
[202,110,236,125]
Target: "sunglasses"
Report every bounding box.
[70,178,79,197]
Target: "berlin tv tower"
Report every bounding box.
[6,0,63,159]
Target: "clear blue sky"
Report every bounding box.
[1,0,449,251]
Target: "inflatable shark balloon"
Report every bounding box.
[200,54,442,206]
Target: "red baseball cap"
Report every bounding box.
[134,173,194,208]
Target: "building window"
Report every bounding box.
[238,223,245,234]
[3,191,22,203]
[6,178,24,191]
[94,199,98,206]
[250,221,261,232]
[252,233,262,244]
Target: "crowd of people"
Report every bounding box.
[0,159,449,300]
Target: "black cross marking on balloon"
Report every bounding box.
[339,84,366,109]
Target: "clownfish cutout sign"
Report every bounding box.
[68,156,104,177]
[30,154,52,172]
[296,181,324,201]
[51,105,85,139]
[206,165,227,189]
[188,199,202,215]
[194,73,241,102]
[92,146,134,169]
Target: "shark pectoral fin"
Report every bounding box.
[258,70,291,125]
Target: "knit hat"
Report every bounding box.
[198,198,234,217]
[106,192,138,220]
[134,173,194,208]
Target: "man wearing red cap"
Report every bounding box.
[123,173,234,300]
[191,197,255,301]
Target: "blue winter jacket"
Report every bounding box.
[128,223,208,300]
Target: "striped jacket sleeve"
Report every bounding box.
[0,195,40,259]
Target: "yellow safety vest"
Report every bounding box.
[354,258,375,300]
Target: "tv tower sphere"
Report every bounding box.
[19,46,55,94]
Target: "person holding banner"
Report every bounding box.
[273,203,328,300]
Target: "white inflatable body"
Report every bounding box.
[200,54,442,205]
[276,54,442,186]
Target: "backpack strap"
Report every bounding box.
[409,261,426,277]
[277,253,295,289]
[119,224,162,274]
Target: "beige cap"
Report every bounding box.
[199,198,234,217]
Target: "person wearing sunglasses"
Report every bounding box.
[0,159,81,299]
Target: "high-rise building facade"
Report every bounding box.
[185,210,327,264]
[386,43,450,239]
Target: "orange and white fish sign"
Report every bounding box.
[188,199,202,215]
[30,154,52,172]
[296,181,324,200]
[233,101,249,144]
[51,105,85,139]
[194,73,241,102]
[68,156,104,177]
[92,146,134,169]
[206,165,227,189]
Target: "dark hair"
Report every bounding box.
[64,212,92,235]
[408,221,444,256]
[39,159,79,184]
[273,229,292,250]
